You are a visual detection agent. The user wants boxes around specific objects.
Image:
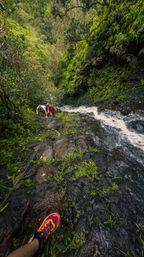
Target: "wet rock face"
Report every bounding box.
[103,94,144,115]
[29,142,53,160]
[126,120,144,134]
[53,136,76,158]
[0,191,30,257]
[0,184,62,257]
[0,114,144,257]
[26,189,62,233]
[34,165,56,184]
[78,241,106,257]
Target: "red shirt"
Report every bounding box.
[48,105,54,115]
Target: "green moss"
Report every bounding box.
[98,183,119,197]
[44,229,87,257]
[56,113,80,123]
[58,187,67,200]
[104,214,116,227]
[90,199,95,205]
[71,160,99,182]
[32,156,59,167]
[116,95,126,102]
[60,126,85,137]
[12,236,28,250]
[89,217,94,227]
[52,172,65,184]
[24,179,35,187]
[12,238,22,250]
[60,147,99,173]
[54,113,85,137]
[46,148,99,184]
[90,184,97,196]
[70,230,87,250]
[33,130,57,142]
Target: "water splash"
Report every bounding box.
[60,105,144,166]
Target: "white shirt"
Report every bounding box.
[41,105,46,111]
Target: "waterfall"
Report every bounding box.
[59,106,144,166]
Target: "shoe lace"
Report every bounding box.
[44,221,53,235]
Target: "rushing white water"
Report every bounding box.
[60,106,144,166]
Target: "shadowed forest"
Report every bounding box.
[0,0,144,256]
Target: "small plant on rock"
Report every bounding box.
[71,160,99,182]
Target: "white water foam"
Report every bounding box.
[60,106,144,165]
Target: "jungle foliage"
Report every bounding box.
[0,0,64,136]
[0,1,144,256]
[0,0,98,200]
[0,0,96,140]
[0,0,144,166]
[59,0,144,102]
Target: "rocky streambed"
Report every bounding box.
[0,109,144,257]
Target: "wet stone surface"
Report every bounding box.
[126,120,144,134]
[0,113,144,257]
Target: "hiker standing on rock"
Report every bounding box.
[36,104,48,117]
[7,213,60,257]
[36,103,55,118]
[46,103,55,116]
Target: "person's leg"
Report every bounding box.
[7,213,60,257]
[36,105,42,115]
[7,239,39,257]
[36,106,39,114]
[45,110,48,118]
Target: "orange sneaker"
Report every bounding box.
[33,212,60,249]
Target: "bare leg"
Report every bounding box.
[36,105,40,115]
[7,212,60,257]
[45,110,48,117]
[7,239,39,257]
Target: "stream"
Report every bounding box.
[60,106,144,167]
[1,106,144,257]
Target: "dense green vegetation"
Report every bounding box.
[0,0,144,200]
[0,0,143,213]
[0,2,144,256]
[1,0,144,142]
[0,0,63,137]
[60,0,144,103]
[0,0,97,168]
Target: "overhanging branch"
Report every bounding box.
[56,0,109,18]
